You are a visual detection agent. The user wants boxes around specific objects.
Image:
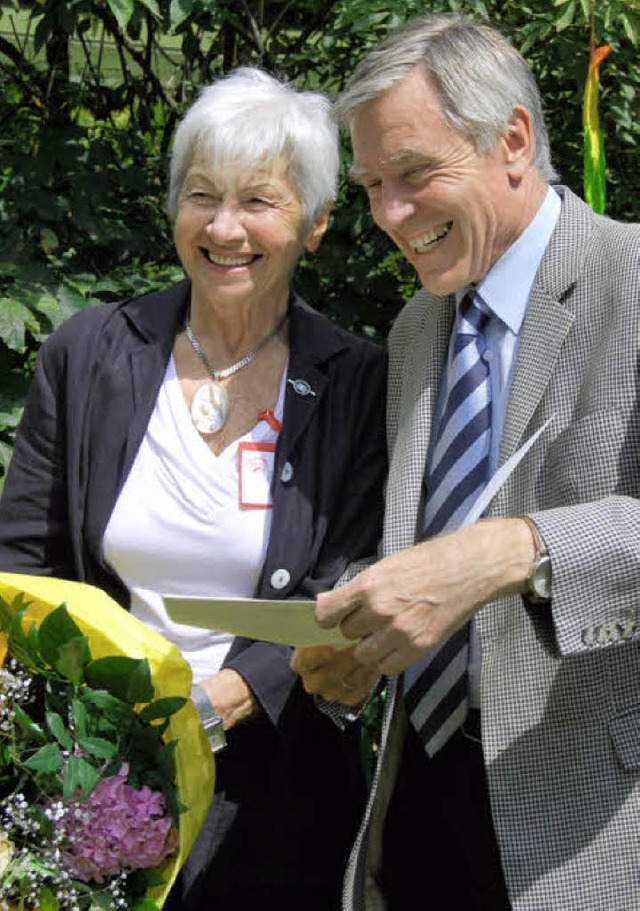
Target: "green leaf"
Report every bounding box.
[39,604,91,673]
[85,656,154,704]
[13,704,47,744]
[63,754,100,799]
[555,0,576,30]
[138,696,187,722]
[38,885,60,911]
[0,594,17,632]
[0,297,34,353]
[576,0,590,21]
[24,742,64,773]
[138,0,162,19]
[0,441,13,480]
[132,898,162,911]
[38,605,89,670]
[78,736,117,760]
[71,694,89,738]
[621,11,638,44]
[169,0,193,29]
[92,893,116,911]
[56,636,91,683]
[107,0,135,31]
[46,710,73,749]
[79,687,133,720]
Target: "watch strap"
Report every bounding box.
[191,682,227,753]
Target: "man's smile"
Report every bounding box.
[408,221,453,253]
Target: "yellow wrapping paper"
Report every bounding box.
[0,572,215,907]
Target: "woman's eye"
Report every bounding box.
[189,191,213,203]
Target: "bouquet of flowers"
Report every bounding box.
[0,573,215,911]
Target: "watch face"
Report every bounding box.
[531,554,552,601]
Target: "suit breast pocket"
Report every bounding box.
[540,408,628,506]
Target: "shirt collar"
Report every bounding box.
[462,186,561,333]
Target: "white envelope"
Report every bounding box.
[163,595,352,649]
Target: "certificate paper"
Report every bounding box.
[163,595,352,649]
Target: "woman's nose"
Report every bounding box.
[205,203,245,243]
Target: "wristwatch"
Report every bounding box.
[521,515,552,604]
[191,683,227,753]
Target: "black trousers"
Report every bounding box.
[381,722,511,910]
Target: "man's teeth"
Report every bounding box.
[204,250,255,266]
[410,222,453,253]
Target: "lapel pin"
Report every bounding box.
[288,379,316,397]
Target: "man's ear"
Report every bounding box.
[503,105,535,178]
[305,204,332,253]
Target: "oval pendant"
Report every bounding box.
[190,380,229,434]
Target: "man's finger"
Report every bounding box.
[315,581,361,627]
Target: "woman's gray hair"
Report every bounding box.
[168,67,339,225]
[334,13,558,182]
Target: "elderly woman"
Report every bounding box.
[0,69,386,910]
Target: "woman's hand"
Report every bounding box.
[199,668,260,730]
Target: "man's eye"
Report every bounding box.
[364,181,382,194]
[404,167,428,182]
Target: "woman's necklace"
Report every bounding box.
[185,312,288,435]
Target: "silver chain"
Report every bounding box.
[185,311,288,381]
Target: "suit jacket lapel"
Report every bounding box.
[500,187,589,461]
[275,294,347,471]
[83,281,189,561]
[385,292,454,553]
[500,285,574,460]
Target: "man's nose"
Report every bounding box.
[374,189,416,231]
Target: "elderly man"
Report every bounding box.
[292,13,640,911]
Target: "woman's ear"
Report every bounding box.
[304,204,332,253]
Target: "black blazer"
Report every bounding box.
[0,278,387,721]
[0,279,387,904]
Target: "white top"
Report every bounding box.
[103,356,286,682]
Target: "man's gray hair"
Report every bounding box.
[168,67,339,226]
[334,13,558,182]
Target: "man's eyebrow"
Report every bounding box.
[349,162,373,183]
[349,148,436,182]
[387,148,435,167]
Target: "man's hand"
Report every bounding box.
[291,645,381,707]
[315,518,534,676]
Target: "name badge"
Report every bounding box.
[238,442,276,509]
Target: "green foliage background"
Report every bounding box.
[0,0,638,480]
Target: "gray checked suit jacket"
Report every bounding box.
[343,187,640,911]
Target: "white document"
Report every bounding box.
[164,418,554,651]
[163,595,352,649]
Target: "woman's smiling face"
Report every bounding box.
[174,157,323,312]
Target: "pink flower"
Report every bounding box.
[50,765,178,883]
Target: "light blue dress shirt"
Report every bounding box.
[426,186,561,707]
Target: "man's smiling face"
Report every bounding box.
[350,64,527,296]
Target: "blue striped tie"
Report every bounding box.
[405,291,492,756]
